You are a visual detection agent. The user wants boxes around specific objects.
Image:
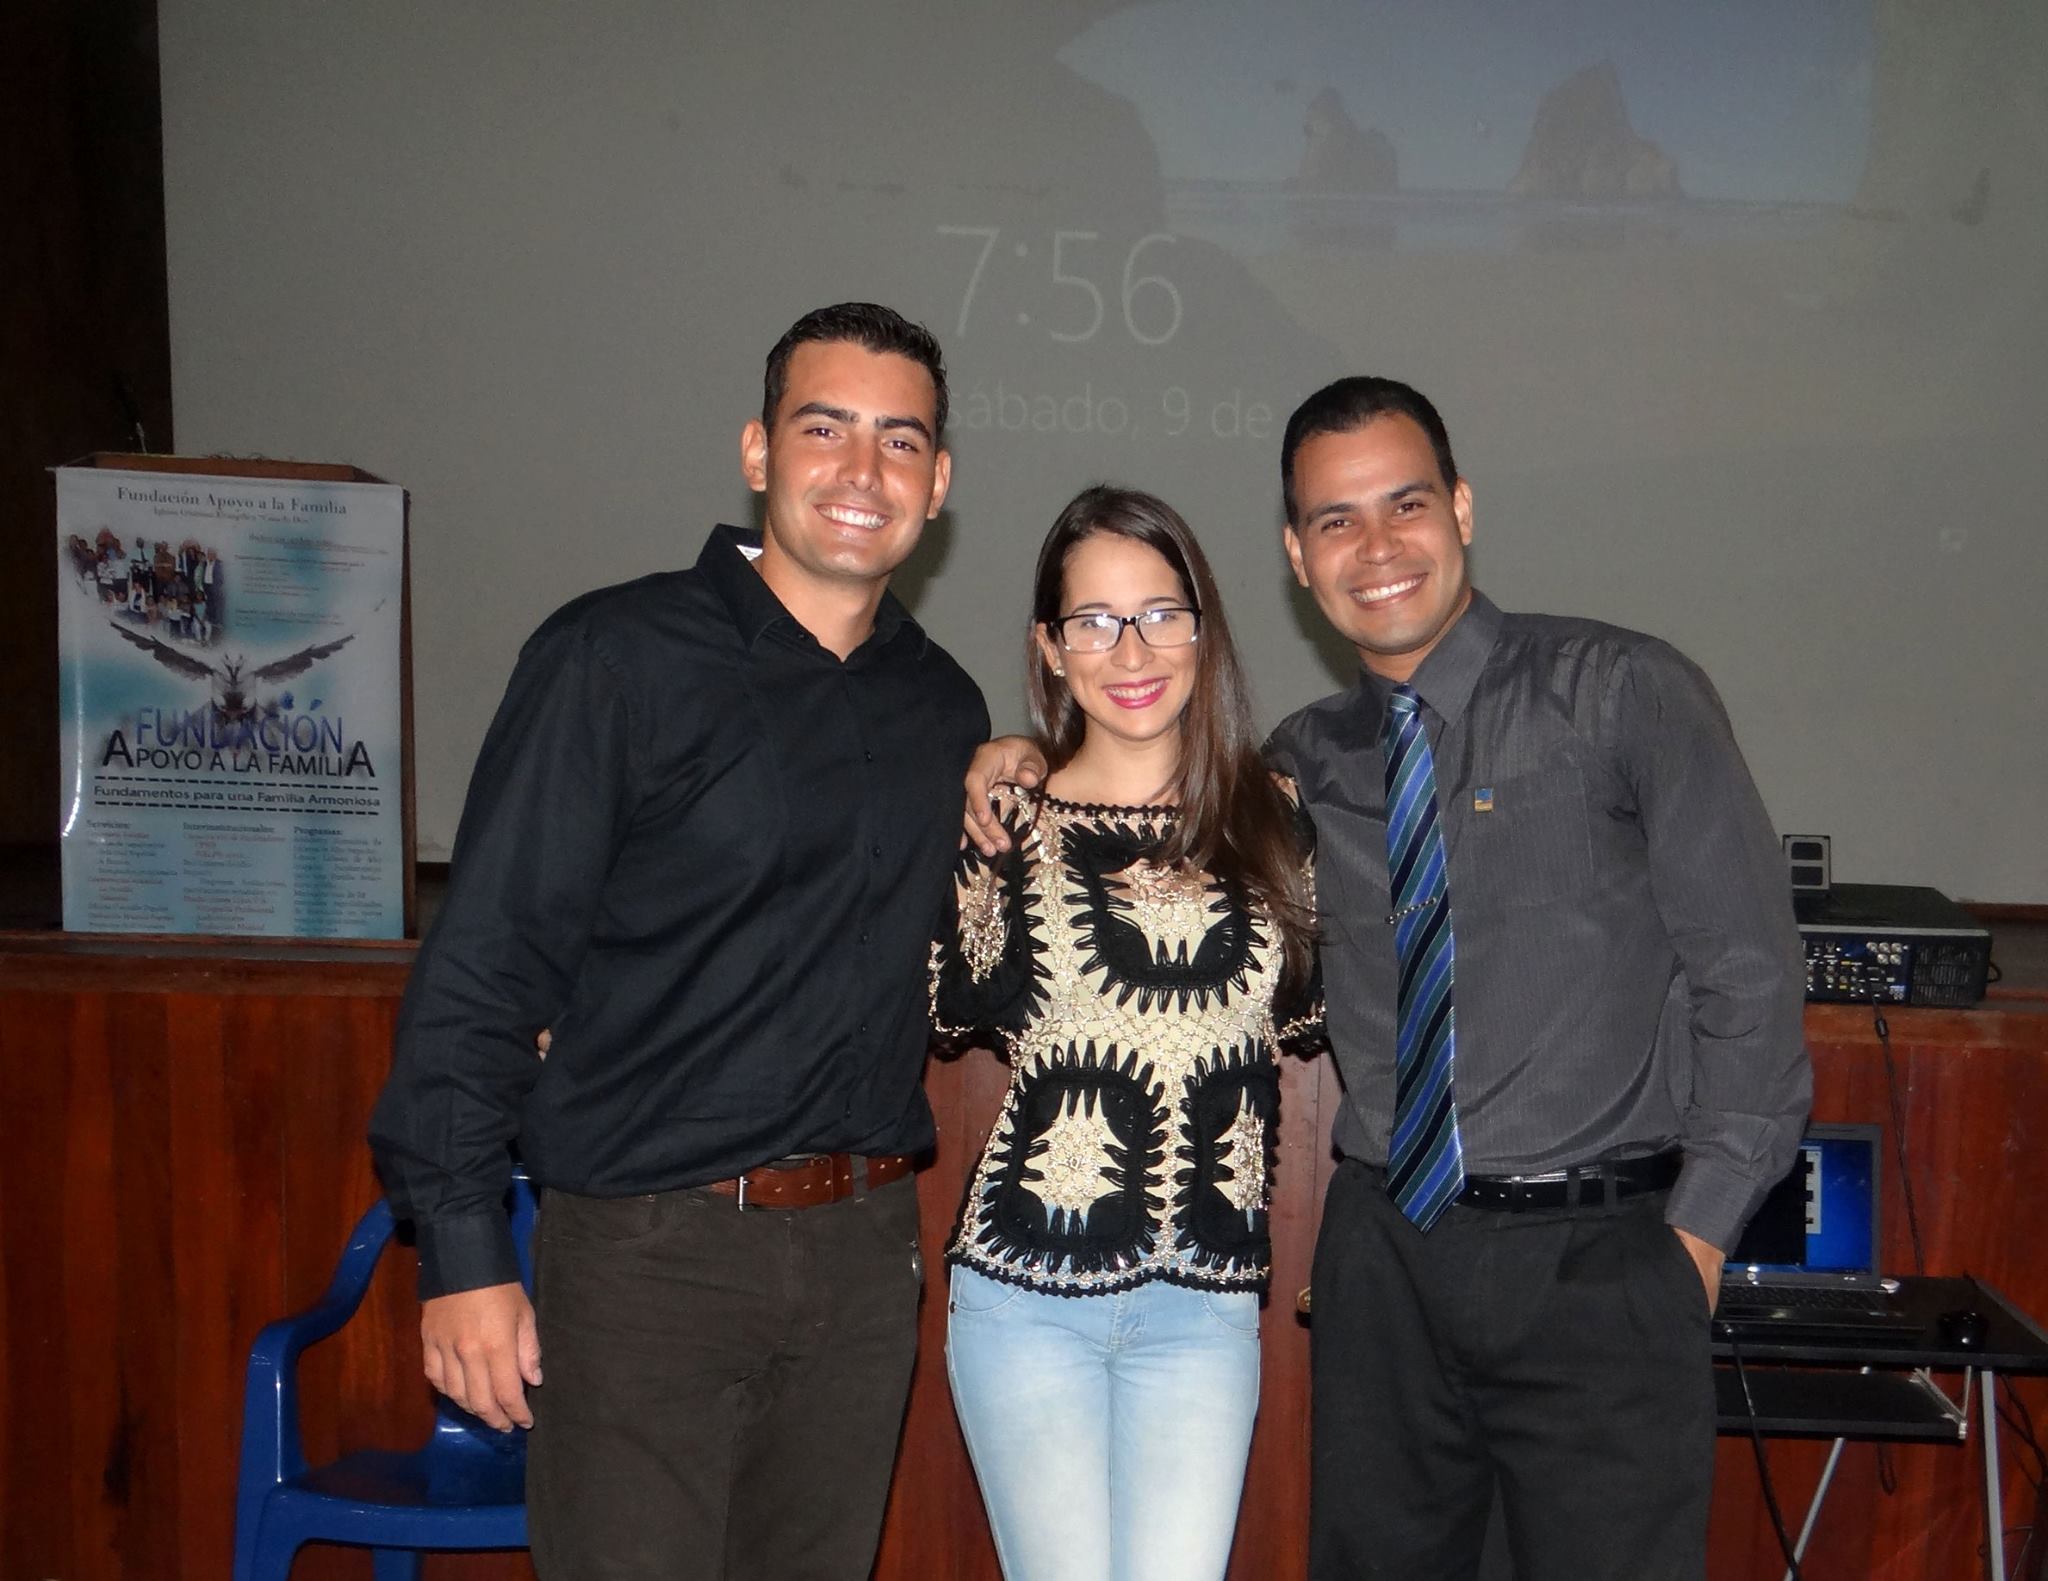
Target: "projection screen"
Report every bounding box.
[159,0,2048,902]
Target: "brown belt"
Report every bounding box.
[703,1152,914,1210]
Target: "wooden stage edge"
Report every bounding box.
[1,936,2044,1581]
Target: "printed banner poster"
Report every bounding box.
[57,467,406,938]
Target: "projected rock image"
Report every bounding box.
[1295,88,1397,195]
[1062,2,1873,255]
[1507,61,1678,202]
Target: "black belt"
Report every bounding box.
[1451,1149,1682,1212]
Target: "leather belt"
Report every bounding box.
[704,1152,913,1210]
[1453,1149,1682,1212]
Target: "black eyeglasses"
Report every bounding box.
[1051,606,1201,653]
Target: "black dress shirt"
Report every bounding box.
[371,525,989,1298]
[1268,591,1810,1250]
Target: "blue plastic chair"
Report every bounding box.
[231,1169,538,1581]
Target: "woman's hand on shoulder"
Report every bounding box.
[1269,771,1317,861]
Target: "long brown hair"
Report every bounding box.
[1027,486,1315,987]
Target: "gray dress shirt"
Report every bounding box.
[1268,591,1810,1249]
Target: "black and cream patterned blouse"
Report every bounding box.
[931,784,1324,1297]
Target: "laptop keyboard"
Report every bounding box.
[1721,1286,1893,1313]
[1715,1286,1921,1336]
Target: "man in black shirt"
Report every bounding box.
[370,303,988,1580]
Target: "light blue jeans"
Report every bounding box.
[945,1264,1262,1581]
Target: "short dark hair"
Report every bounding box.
[760,302,948,436]
[1026,485,1314,987]
[1280,376,1458,523]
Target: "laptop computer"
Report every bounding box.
[1713,1122,1921,1340]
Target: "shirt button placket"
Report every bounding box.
[847,679,881,1067]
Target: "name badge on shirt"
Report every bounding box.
[1473,787,1495,813]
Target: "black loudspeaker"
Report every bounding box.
[1782,834,1832,900]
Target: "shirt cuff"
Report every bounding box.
[414,1210,524,1301]
[1664,1156,1757,1254]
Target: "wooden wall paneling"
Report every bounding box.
[426,1540,540,1574]
[1,991,95,1581]
[1708,1434,1829,1579]
[0,1017,10,1578]
[6,944,2046,1581]
[111,990,179,1580]
[64,987,128,1579]
[169,989,278,1578]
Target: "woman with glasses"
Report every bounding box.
[930,485,1322,1581]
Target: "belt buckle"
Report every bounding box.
[734,1154,828,1211]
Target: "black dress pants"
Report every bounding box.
[1309,1158,1715,1581]
[527,1174,922,1581]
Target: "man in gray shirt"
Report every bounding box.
[1268,376,1810,1579]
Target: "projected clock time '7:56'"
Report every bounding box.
[936,226,1183,345]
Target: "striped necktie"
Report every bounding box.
[1380,685,1465,1229]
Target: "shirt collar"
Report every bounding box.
[1354,588,1503,728]
[699,523,922,657]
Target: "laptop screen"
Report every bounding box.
[1727,1122,1881,1278]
